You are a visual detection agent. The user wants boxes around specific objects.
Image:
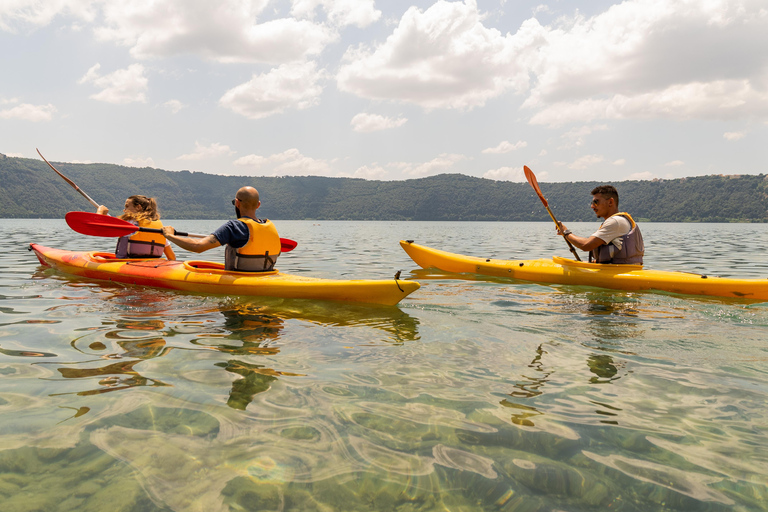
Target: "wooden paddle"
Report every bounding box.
[65,211,298,252]
[523,165,581,261]
[37,148,100,208]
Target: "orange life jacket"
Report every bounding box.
[115,219,166,258]
[224,218,281,271]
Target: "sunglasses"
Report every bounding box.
[231,198,238,205]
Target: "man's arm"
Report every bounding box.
[557,222,606,252]
[162,227,221,253]
[563,233,605,252]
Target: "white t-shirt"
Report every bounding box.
[591,215,631,250]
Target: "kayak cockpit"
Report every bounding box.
[182,260,279,276]
[552,256,643,272]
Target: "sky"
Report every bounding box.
[1,0,767,183]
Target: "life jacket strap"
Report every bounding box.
[126,239,163,258]
[232,251,278,271]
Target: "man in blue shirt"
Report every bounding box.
[163,186,281,270]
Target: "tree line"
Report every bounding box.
[1,153,766,222]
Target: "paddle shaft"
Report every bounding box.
[141,226,204,238]
[37,148,100,208]
[523,166,581,261]
[122,225,297,252]
[542,203,581,261]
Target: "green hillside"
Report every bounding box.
[1,153,766,222]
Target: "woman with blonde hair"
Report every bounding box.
[97,195,176,260]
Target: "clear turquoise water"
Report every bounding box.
[1,219,767,511]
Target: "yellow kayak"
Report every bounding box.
[30,244,419,306]
[400,240,768,300]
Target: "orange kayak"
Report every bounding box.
[30,244,419,306]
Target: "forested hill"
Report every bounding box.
[1,153,766,222]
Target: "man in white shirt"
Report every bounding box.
[557,185,644,264]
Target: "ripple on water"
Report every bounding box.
[2,220,768,510]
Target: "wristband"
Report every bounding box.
[562,230,572,236]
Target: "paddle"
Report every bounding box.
[523,165,581,262]
[37,148,100,208]
[65,211,298,252]
[37,148,299,253]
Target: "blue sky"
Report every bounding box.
[1,0,766,182]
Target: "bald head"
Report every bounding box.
[235,186,260,210]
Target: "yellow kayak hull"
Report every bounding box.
[30,244,419,306]
[400,240,768,300]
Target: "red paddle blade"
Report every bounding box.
[65,211,139,237]
[523,165,548,207]
[280,238,298,252]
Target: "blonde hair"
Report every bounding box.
[119,195,160,222]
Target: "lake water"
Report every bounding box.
[2,219,767,511]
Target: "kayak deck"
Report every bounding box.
[30,244,419,306]
[400,240,768,300]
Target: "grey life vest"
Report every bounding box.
[589,212,644,264]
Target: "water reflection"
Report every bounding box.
[201,306,304,410]
[579,292,645,355]
[0,345,57,357]
[587,354,621,384]
[55,358,171,396]
[215,360,302,410]
[500,344,549,426]
[501,339,626,427]
[38,296,420,411]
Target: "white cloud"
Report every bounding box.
[665,160,685,166]
[559,124,608,149]
[178,142,234,161]
[79,63,148,104]
[530,81,768,126]
[628,171,655,180]
[482,140,527,154]
[123,157,156,168]
[568,154,604,170]
[524,0,768,125]
[233,154,268,169]
[337,0,539,110]
[401,153,467,177]
[482,166,525,181]
[353,164,387,179]
[350,113,407,133]
[336,0,768,122]
[95,1,335,64]
[220,62,327,120]
[234,148,334,176]
[0,101,56,121]
[163,99,185,114]
[291,0,381,28]
[723,131,746,141]
[613,159,625,165]
[0,0,98,32]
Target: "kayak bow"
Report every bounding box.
[30,244,419,306]
[400,240,768,300]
